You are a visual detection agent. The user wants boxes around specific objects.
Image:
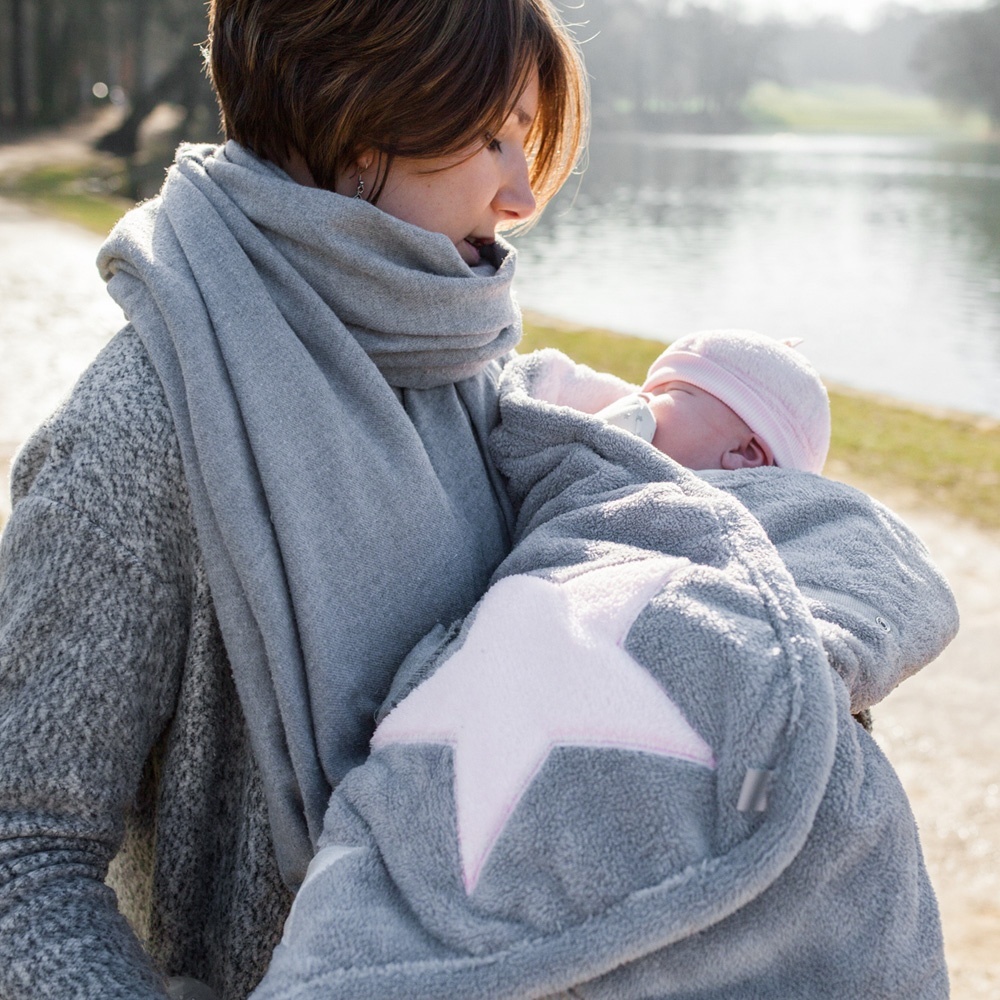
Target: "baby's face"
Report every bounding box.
[644,381,773,471]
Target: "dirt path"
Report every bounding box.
[0,113,128,517]
[1,127,998,997]
[853,493,1000,999]
[0,198,124,480]
[0,108,122,175]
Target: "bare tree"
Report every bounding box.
[682,6,781,121]
[1,0,214,133]
[578,0,779,130]
[5,0,24,124]
[95,0,217,153]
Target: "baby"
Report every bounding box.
[596,328,831,474]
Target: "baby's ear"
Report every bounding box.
[720,436,770,470]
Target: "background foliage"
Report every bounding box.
[4,1,1000,144]
[0,0,216,139]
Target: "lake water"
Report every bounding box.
[510,132,1000,419]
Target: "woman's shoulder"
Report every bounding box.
[10,325,195,569]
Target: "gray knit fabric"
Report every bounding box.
[97,141,517,888]
[0,328,292,1000]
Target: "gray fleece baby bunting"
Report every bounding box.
[251,350,958,1000]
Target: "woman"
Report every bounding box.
[0,2,586,998]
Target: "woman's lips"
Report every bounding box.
[458,238,481,265]
[459,236,495,266]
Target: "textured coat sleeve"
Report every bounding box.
[699,468,960,713]
[0,331,194,1000]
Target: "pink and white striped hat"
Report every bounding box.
[641,329,831,473]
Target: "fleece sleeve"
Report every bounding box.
[697,468,960,714]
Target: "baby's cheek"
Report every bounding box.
[650,421,691,467]
[650,424,671,459]
[646,398,677,457]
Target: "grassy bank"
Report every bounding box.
[0,160,131,234]
[743,82,992,138]
[521,315,1000,533]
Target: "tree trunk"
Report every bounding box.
[130,0,150,92]
[33,0,57,122]
[10,0,28,125]
[95,45,200,157]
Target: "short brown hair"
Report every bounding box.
[207,0,588,212]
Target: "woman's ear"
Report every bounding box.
[330,150,377,198]
[354,151,375,176]
[720,436,771,470]
[345,150,381,199]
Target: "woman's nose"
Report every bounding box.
[496,151,537,222]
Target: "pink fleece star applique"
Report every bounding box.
[371,557,715,893]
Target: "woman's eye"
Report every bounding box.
[485,134,503,153]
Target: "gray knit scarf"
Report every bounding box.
[98,142,519,888]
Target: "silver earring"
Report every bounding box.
[354,176,365,199]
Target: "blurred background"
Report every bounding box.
[2,0,1000,419]
[0,3,998,998]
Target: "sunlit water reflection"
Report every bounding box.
[511,133,1000,418]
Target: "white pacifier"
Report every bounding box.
[595,393,657,443]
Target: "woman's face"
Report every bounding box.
[351,72,540,266]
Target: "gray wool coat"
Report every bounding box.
[0,327,294,1000]
[0,315,516,1000]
